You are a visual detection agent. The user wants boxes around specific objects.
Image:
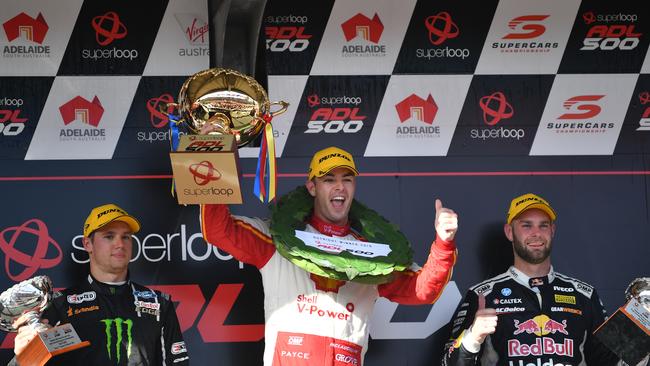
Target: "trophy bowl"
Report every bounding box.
[626,277,650,310]
[0,275,52,333]
[173,67,288,146]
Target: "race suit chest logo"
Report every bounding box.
[101,317,134,364]
[274,331,362,365]
[134,300,161,316]
[509,315,573,359]
[67,305,100,317]
[296,294,354,321]
[67,291,97,304]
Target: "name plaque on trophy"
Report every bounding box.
[17,323,90,366]
[595,297,650,365]
[170,134,243,205]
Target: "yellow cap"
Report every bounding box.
[83,204,141,237]
[506,193,557,224]
[308,146,359,180]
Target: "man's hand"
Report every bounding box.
[12,315,50,356]
[468,295,498,345]
[435,199,458,242]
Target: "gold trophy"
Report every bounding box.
[168,68,288,204]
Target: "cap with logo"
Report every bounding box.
[83,203,141,237]
[308,146,359,180]
[506,193,557,224]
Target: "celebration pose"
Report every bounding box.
[442,193,618,365]
[201,146,458,365]
[10,204,189,366]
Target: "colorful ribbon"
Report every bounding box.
[168,113,181,197]
[253,115,277,203]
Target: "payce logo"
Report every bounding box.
[341,13,386,57]
[2,12,51,57]
[394,93,440,138]
[493,15,558,53]
[265,14,312,53]
[580,11,641,51]
[58,95,107,141]
[416,12,469,60]
[0,97,28,136]
[82,11,138,61]
[304,93,365,134]
[470,92,523,140]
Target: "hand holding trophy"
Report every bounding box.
[168,68,288,204]
[595,277,650,366]
[0,276,89,366]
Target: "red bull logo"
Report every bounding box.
[513,315,568,336]
[507,337,574,357]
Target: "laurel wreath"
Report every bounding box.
[269,186,413,284]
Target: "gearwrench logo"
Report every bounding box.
[91,11,127,46]
[424,12,459,45]
[0,219,62,281]
[479,92,514,126]
[101,318,133,363]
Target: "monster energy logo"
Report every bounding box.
[101,318,133,363]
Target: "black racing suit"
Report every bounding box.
[442,266,619,366]
[9,274,189,366]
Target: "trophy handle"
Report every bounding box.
[269,101,289,118]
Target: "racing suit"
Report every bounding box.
[9,274,189,366]
[201,204,457,366]
[442,266,619,366]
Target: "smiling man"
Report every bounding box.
[201,146,459,366]
[442,193,619,366]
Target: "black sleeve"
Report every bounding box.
[584,289,620,366]
[441,290,481,366]
[160,293,190,366]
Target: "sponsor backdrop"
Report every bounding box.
[1,0,649,365]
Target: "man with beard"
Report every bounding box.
[441,193,619,366]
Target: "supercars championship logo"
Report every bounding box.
[637,91,650,131]
[494,15,558,53]
[547,95,614,134]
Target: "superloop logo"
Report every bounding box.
[424,12,459,45]
[146,94,174,128]
[189,161,222,185]
[92,11,127,46]
[479,92,514,126]
[0,219,62,281]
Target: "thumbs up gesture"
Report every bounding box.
[469,294,498,345]
[434,199,458,242]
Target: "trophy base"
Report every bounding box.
[595,298,650,365]
[170,134,243,205]
[17,323,90,366]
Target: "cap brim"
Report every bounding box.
[96,214,141,234]
[510,203,556,223]
[316,164,359,178]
